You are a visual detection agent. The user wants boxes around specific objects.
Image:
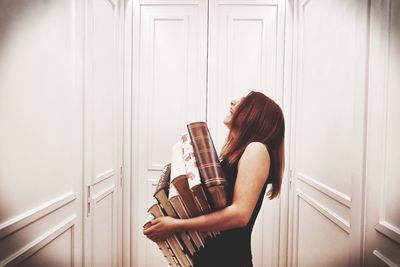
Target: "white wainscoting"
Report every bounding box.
[364,0,400,265]
[288,0,369,266]
[0,0,84,266]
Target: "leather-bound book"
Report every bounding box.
[147,202,193,267]
[187,122,228,210]
[153,164,196,255]
[181,132,217,238]
[169,143,205,250]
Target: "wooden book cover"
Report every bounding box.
[187,122,228,210]
[153,164,196,255]
[147,202,193,267]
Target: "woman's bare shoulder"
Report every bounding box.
[238,142,270,171]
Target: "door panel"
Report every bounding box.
[133,1,208,266]
[84,0,123,266]
[364,0,400,265]
[207,1,285,266]
[289,0,368,266]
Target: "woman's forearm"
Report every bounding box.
[175,204,248,232]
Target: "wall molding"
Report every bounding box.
[375,221,400,245]
[297,189,350,233]
[94,169,115,185]
[0,214,77,267]
[373,250,399,267]
[0,192,76,240]
[92,185,115,203]
[297,173,351,208]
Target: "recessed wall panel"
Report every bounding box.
[208,4,280,151]
[384,2,400,227]
[92,0,116,177]
[140,5,207,171]
[0,0,82,224]
[297,198,350,267]
[19,228,73,267]
[149,18,188,169]
[93,193,114,267]
[297,0,360,197]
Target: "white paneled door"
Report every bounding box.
[131,0,286,266]
[132,0,208,266]
[207,1,286,266]
[84,0,124,267]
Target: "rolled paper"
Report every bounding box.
[187,122,228,210]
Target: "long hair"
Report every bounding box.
[220,91,285,199]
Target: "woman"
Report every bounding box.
[144,91,285,267]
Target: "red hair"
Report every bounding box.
[220,91,285,199]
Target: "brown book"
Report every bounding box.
[170,143,207,245]
[181,132,217,238]
[187,122,228,210]
[154,164,197,255]
[171,174,209,241]
[148,202,193,267]
[169,193,204,250]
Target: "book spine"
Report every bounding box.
[187,122,228,210]
[154,192,197,255]
[169,195,205,250]
[155,163,171,193]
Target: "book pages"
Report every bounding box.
[181,132,202,189]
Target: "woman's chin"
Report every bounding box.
[223,115,231,127]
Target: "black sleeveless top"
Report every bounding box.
[192,159,269,267]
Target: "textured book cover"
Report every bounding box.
[181,132,217,238]
[169,143,205,249]
[153,164,196,255]
[187,121,228,210]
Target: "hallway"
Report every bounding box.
[0,0,399,266]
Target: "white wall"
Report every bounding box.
[0,0,125,266]
[0,1,84,265]
[364,0,400,266]
[286,0,400,266]
[0,0,399,267]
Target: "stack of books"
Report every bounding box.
[143,122,228,267]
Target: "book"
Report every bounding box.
[153,164,196,255]
[147,202,193,267]
[169,143,205,249]
[187,122,228,210]
[181,132,217,238]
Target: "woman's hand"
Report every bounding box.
[143,216,180,242]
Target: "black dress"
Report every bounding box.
[192,159,269,267]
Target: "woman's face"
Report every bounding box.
[223,97,244,128]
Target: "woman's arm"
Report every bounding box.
[144,142,270,241]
